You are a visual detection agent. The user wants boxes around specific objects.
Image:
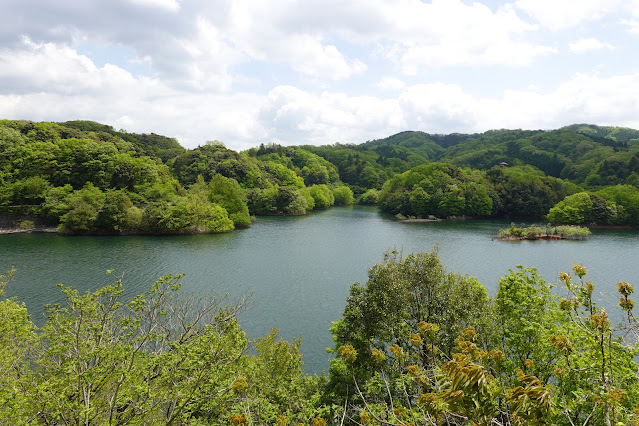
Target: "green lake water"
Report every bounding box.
[2,205,639,374]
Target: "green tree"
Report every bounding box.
[264,162,305,188]
[357,188,380,205]
[208,174,251,228]
[552,265,639,425]
[23,274,250,424]
[547,192,593,224]
[0,268,38,423]
[597,184,639,225]
[96,190,140,233]
[58,183,106,233]
[308,185,334,209]
[332,186,354,205]
[276,186,309,215]
[437,189,466,217]
[42,184,74,221]
[9,176,51,205]
[495,266,561,381]
[180,177,234,233]
[301,163,330,185]
[329,252,555,425]
[409,186,431,215]
[247,186,279,214]
[331,248,491,376]
[0,271,328,425]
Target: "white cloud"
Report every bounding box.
[397,83,478,131]
[282,38,367,80]
[397,39,556,72]
[5,53,639,150]
[0,37,144,95]
[514,0,622,30]
[569,38,615,54]
[259,85,404,144]
[376,77,406,90]
[371,0,554,71]
[222,0,555,78]
[0,0,559,89]
[224,1,368,80]
[128,0,181,12]
[622,18,639,34]
[474,72,639,131]
[552,73,639,126]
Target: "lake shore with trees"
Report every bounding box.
[3,120,639,236]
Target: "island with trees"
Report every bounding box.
[496,223,591,241]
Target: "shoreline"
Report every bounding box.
[494,235,572,241]
[0,226,58,235]
[397,216,639,230]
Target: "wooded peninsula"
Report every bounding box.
[2,119,639,234]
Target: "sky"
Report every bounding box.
[2,0,639,151]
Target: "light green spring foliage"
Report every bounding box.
[547,191,625,225]
[597,184,639,225]
[331,186,354,206]
[357,188,380,205]
[308,184,335,209]
[8,119,639,231]
[329,251,639,425]
[247,185,312,215]
[0,122,332,232]
[263,162,305,188]
[330,247,492,383]
[3,250,639,424]
[47,176,236,234]
[208,173,251,228]
[378,162,495,218]
[547,192,594,224]
[551,266,639,426]
[495,266,561,381]
[0,271,322,425]
[0,268,38,423]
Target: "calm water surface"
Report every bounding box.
[2,205,639,374]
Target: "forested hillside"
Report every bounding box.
[307,125,639,224]
[0,120,354,234]
[2,119,639,232]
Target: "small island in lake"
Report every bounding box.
[496,223,591,241]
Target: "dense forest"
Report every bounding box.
[3,121,639,423]
[3,119,639,234]
[2,248,639,424]
[0,120,354,234]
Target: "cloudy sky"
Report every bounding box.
[2,0,639,150]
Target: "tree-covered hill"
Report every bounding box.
[0,120,355,234]
[359,127,639,186]
[60,120,186,162]
[562,123,639,145]
[3,119,639,230]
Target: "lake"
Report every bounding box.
[2,205,639,374]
